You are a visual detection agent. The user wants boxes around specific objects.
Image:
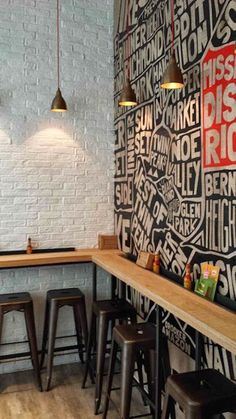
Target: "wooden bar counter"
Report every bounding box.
[93,253,236,356]
[0,248,235,419]
[0,248,235,355]
[0,248,119,268]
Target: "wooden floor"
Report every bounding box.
[0,363,151,419]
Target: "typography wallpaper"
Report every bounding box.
[114,0,236,386]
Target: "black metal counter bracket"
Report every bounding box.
[155,304,162,419]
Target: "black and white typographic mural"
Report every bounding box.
[114,0,236,385]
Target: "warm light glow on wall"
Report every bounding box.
[0,130,11,145]
[24,128,74,147]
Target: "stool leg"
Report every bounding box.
[24,301,43,392]
[0,307,3,343]
[161,392,173,419]
[144,349,155,418]
[82,311,96,388]
[120,344,136,419]
[102,338,118,419]
[73,304,84,363]
[46,299,59,391]
[185,408,207,419]
[94,314,109,414]
[145,349,155,402]
[160,339,176,419]
[136,351,147,406]
[130,312,136,324]
[0,307,3,392]
[77,296,88,355]
[40,299,50,369]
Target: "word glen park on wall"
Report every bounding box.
[114,0,236,381]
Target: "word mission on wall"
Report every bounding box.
[114,0,236,382]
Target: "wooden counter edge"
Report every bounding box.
[1,249,235,355]
[93,253,236,356]
[0,248,122,268]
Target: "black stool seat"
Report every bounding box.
[103,322,157,419]
[0,292,31,304]
[161,369,236,419]
[40,287,88,391]
[82,298,136,414]
[114,323,156,347]
[46,288,84,301]
[0,291,42,391]
[92,299,136,317]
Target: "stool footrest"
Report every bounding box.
[0,351,31,361]
[44,344,86,354]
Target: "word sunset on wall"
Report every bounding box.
[114,0,236,384]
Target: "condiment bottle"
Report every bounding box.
[153,253,160,274]
[26,237,32,254]
[184,263,192,290]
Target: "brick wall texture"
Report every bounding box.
[0,0,114,372]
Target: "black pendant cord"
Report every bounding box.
[124,0,130,82]
[56,0,60,89]
[171,0,175,52]
[51,0,67,111]
[127,0,130,80]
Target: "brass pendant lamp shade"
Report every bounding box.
[160,53,184,89]
[161,0,184,90]
[51,0,67,112]
[119,79,138,107]
[119,0,137,107]
[51,88,67,112]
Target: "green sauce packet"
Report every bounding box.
[194,263,220,301]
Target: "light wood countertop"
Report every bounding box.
[0,248,120,268]
[0,248,235,355]
[93,253,236,356]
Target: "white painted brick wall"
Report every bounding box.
[0,0,114,373]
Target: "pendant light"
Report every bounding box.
[119,0,137,107]
[119,79,137,106]
[161,0,184,89]
[51,0,67,112]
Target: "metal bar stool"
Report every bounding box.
[103,322,158,419]
[161,369,236,419]
[82,298,136,414]
[0,292,42,391]
[40,288,88,391]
